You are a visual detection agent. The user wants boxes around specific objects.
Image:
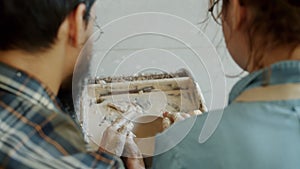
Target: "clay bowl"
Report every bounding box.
[131,115,164,167]
[132,115,163,138]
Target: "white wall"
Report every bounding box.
[89,0,244,110]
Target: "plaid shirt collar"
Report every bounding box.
[0,62,65,113]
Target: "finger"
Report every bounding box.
[173,113,186,122]
[179,113,191,119]
[112,117,134,132]
[163,112,187,122]
[162,117,172,130]
[188,110,203,116]
[112,117,128,128]
[163,112,171,118]
[126,121,134,132]
[163,112,177,122]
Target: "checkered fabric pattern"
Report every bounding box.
[0,62,124,169]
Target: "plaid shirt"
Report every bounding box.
[0,62,124,169]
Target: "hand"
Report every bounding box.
[162,110,203,131]
[122,134,145,169]
[100,118,145,169]
[99,121,128,156]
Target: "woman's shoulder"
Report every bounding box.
[153,101,300,168]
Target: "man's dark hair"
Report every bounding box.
[0,0,96,53]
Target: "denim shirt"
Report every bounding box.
[153,61,300,169]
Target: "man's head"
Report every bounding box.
[0,0,97,87]
[0,0,96,52]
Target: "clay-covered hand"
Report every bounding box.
[162,110,203,131]
[99,118,145,169]
[99,119,131,156]
[122,133,145,169]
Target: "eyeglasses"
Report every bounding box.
[208,0,222,25]
[90,15,104,42]
[78,0,103,42]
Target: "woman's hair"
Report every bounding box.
[213,0,300,68]
[0,0,96,53]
